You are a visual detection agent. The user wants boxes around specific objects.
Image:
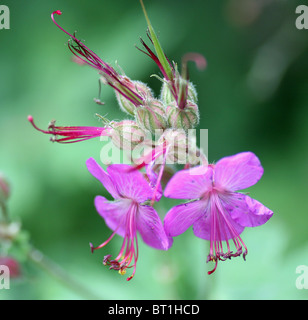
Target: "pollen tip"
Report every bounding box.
[27,115,33,122]
[207,266,217,275]
[126,275,134,281]
[89,242,94,253]
[118,269,126,276]
[54,10,62,16]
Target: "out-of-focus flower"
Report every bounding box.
[0,256,20,278]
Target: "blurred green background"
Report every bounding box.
[1,0,308,300]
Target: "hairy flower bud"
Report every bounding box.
[135,99,167,133]
[110,120,147,150]
[158,129,188,164]
[160,80,198,105]
[186,81,198,104]
[113,77,153,116]
[166,100,199,130]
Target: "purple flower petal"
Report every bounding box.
[107,164,153,203]
[164,199,208,237]
[146,162,163,201]
[164,165,213,199]
[214,152,264,191]
[94,196,131,237]
[222,193,274,227]
[137,205,172,250]
[86,158,120,199]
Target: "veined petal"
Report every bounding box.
[137,205,171,250]
[164,165,213,199]
[146,162,163,202]
[214,152,264,191]
[86,158,119,199]
[222,193,274,227]
[94,196,131,237]
[164,199,207,237]
[107,164,153,202]
[192,201,245,241]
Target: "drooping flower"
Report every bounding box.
[27,115,111,144]
[28,116,148,150]
[163,152,273,274]
[86,157,171,281]
[51,10,153,115]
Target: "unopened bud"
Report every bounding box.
[160,80,198,105]
[135,99,167,133]
[186,81,198,104]
[160,81,174,105]
[114,77,153,116]
[166,100,199,130]
[158,129,188,164]
[111,120,146,150]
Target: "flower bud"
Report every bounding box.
[135,99,167,133]
[186,81,198,104]
[160,80,198,105]
[158,129,188,164]
[166,100,199,130]
[111,120,147,151]
[114,77,153,116]
[160,81,174,105]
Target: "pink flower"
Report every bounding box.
[163,152,273,274]
[51,10,148,112]
[0,257,20,278]
[86,158,171,281]
[27,116,110,143]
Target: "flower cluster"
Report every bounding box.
[29,1,273,280]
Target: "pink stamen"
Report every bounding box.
[206,192,248,274]
[137,37,177,99]
[51,11,144,107]
[207,257,218,275]
[150,145,170,206]
[129,140,167,172]
[51,10,72,38]
[28,115,110,143]
[91,202,139,281]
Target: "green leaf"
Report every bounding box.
[139,0,174,81]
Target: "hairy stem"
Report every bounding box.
[28,247,102,300]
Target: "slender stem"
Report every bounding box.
[0,202,9,223]
[28,247,102,300]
